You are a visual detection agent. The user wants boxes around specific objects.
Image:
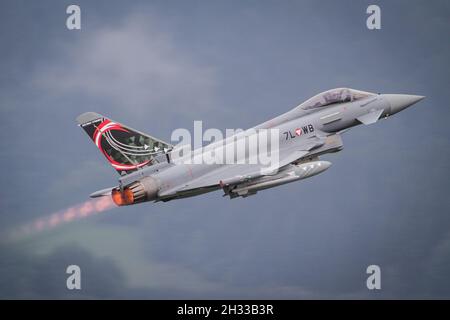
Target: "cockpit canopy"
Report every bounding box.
[299,88,376,111]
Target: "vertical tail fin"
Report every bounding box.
[76,112,172,175]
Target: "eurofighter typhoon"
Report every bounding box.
[77,88,424,206]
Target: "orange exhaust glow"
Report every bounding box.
[112,189,124,206]
[111,188,134,206]
[123,188,134,204]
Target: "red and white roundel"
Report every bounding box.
[295,128,302,136]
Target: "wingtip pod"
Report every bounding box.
[76,112,103,126]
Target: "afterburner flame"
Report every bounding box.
[111,188,134,206]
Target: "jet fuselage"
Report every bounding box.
[78,88,424,204]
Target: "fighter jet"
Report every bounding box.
[77,88,424,205]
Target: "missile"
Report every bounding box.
[231,160,331,196]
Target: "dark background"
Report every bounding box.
[0,0,449,298]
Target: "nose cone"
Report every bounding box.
[383,94,425,114]
[293,160,332,179]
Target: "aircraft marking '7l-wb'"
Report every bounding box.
[77,88,424,206]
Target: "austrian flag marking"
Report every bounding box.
[295,128,302,136]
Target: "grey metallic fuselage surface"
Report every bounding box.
[77,88,424,205]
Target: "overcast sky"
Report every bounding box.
[0,0,449,299]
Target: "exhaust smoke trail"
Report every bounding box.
[6,197,116,242]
